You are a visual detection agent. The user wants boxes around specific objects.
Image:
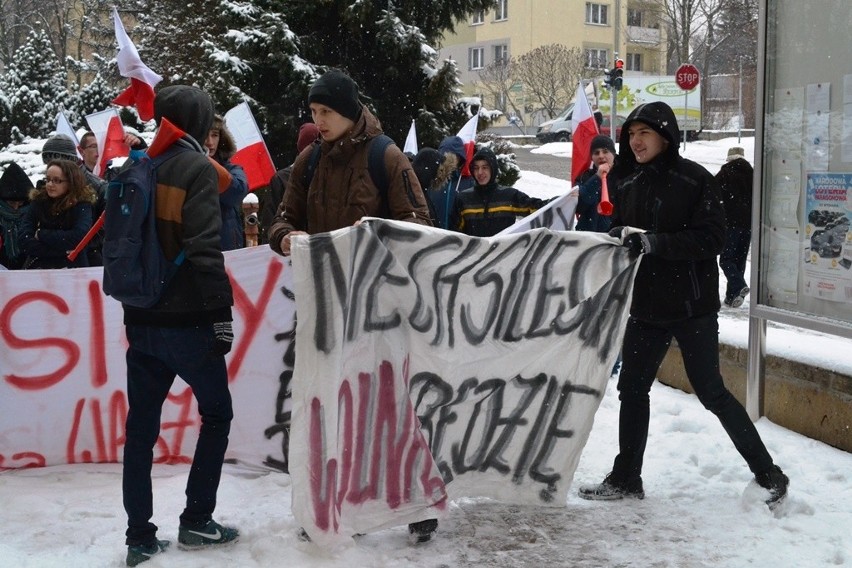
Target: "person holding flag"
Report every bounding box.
[572,134,621,233]
[428,135,473,230]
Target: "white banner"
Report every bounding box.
[289,220,638,542]
[0,246,294,471]
[497,190,578,235]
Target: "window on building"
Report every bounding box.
[627,8,642,27]
[472,10,484,25]
[585,48,608,69]
[495,0,508,21]
[470,47,485,70]
[586,2,608,25]
[494,45,508,65]
[626,53,642,71]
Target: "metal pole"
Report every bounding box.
[683,92,688,151]
[738,57,743,143]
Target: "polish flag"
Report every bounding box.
[85,108,129,177]
[223,102,276,191]
[570,81,600,185]
[456,114,479,177]
[111,7,162,122]
[403,120,418,155]
[54,111,81,159]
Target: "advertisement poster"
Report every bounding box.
[803,173,852,301]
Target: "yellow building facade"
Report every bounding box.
[438,0,668,127]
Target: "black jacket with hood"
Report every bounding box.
[612,101,725,323]
[122,85,233,327]
[453,147,549,237]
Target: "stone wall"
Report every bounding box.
[657,342,852,453]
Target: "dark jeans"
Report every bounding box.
[719,227,751,300]
[123,324,233,546]
[611,314,773,481]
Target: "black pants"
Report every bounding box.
[611,314,774,481]
[123,324,233,546]
[719,227,751,301]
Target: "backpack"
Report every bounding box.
[101,150,185,308]
[302,134,394,216]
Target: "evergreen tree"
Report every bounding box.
[283,0,495,147]
[2,29,69,140]
[68,73,121,127]
[135,0,312,165]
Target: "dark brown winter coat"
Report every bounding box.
[268,105,430,253]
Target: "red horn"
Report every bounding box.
[597,172,613,216]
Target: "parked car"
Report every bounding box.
[599,114,627,140]
[536,106,626,144]
[535,104,574,143]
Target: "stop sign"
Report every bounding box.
[675,63,700,90]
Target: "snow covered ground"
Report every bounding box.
[2,136,852,567]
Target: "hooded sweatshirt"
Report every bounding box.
[612,101,726,323]
[122,85,233,327]
[428,136,473,229]
[453,147,549,237]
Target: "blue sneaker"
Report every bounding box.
[178,519,239,549]
[126,539,169,566]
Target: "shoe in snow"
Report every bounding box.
[126,539,170,566]
[730,286,750,308]
[408,518,438,544]
[178,519,239,549]
[755,465,789,511]
[578,473,644,501]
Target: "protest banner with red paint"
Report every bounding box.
[289,220,638,542]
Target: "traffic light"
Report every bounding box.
[613,58,624,90]
[602,67,612,89]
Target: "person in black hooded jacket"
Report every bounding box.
[577,102,789,511]
[453,146,549,236]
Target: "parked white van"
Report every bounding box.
[535,104,574,143]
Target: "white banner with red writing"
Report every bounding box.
[289,220,638,543]
[0,246,294,471]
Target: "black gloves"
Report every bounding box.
[212,321,234,355]
[609,226,653,257]
[608,226,626,239]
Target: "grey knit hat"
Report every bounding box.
[42,134,79,164]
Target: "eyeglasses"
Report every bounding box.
[45,177,68,185]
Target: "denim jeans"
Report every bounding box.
[719,227,751,301]
[611,314,773,481]
[123,324,233,546]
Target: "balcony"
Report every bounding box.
[626,25,661,46]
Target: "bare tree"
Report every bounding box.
[511,44,589,120]
[476,58,524,121]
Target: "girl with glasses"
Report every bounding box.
[20,159,97,269]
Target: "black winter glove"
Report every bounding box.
[212,321,234,356]
[624,233,653,257]
[608,226,626,239]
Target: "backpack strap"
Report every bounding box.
[301,141,323,190]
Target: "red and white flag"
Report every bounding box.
[111,7,162,122]
[570,81,600,185]
[54,111,81,159]
[456,114,479,177]
[403,120,418,155]
[223,102,276,192]
[85,108,129,177]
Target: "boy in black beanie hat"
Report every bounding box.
[573,134,619,233]
[307,70,362,125]
[269,69,436,544]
